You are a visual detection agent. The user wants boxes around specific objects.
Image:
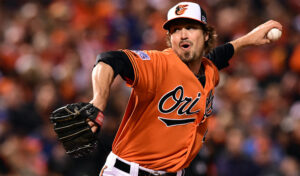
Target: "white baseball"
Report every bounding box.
[267,28,282,41]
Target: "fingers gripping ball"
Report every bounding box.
[267,28,282,41]
[50,103,104,158]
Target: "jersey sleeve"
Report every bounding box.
[122,49,162,93]
[205,43,234,70]
[95,51,134,84]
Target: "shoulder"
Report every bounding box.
[122,48,177,61]
[202,57,219,75]
[202,57,217,68]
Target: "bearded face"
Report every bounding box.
[169,19,207,63]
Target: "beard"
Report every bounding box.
[177,50,197,63]
[172,40,205,63]
[183,51,194,61]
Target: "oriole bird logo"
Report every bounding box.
[175,5,188,15]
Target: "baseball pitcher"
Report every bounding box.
[50,2,282,176]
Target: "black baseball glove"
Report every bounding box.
[50,102,103,158]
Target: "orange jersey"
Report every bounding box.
[112,48,219,172]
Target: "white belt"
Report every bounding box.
[104,152,183,176]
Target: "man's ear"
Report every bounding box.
[167,31,171,36]
[205,34,209,41]
[166,32,172,47]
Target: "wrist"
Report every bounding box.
[90,99,106,112]
[230,35,250,53]
[88,101,105,126]
[94,110,104,126]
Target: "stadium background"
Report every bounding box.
[0,0,299,175]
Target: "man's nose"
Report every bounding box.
[180,28,188,39]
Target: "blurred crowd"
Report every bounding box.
[0,0,299,175]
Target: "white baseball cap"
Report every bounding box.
[163,2,207,30]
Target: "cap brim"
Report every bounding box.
[163,17,207,30]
